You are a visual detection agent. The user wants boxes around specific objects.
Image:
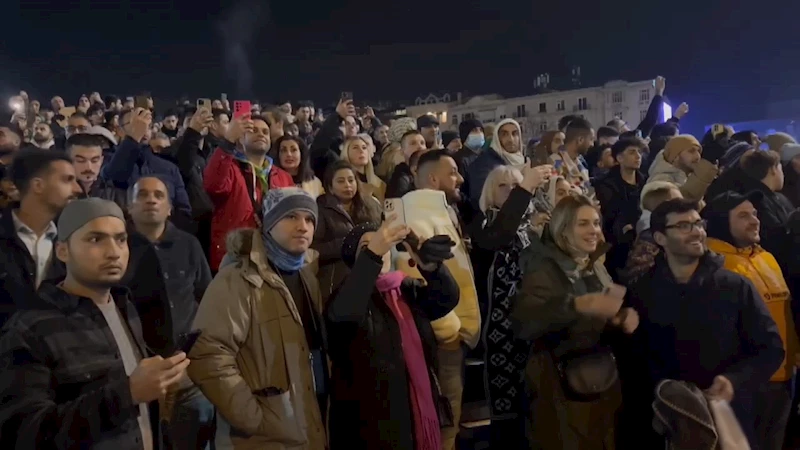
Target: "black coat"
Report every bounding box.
[325,249,459,450]
[0,207,65,329]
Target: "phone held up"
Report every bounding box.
[233,100,252,120]
[196,98,212,112]
[134,95,149,110]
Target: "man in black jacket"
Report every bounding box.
[0,198,190,449]
[0,149,82,328]
[620,199,784,448]
[126,176,214,450]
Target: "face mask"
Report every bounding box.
[465,134,485,150]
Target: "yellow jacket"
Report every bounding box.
[707,238,799,382]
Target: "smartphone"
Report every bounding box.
[383,198,406,228]
[175,330,202,354]
[134,95,149,109]
[233,100,252,119]
[340,91,353,102]
[196,98,212,112]
[220,93,228,103]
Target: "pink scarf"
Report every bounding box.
[375,271,441,450]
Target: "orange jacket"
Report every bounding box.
[707,238,798,381]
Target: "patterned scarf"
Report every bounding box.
[376,271,440,450]
[233,149,274,193]
[484,202,535,250]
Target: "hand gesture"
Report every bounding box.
[336,98,355,120]
[610,307,639,334]
[574,292,623,319]
[224,115,254,145]
[520,163,552,193]
[129,352,191,404]
[367,216,410,257]
[675,102,689,119]
[365,106,376,118]
[123,108,152,143]
[189,108,214,133]
[704,375,734,402]
[655,76,666,96]
[531,211,551,228]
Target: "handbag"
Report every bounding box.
[430,368,455,428]
[554,346,618,402]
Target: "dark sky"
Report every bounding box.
[1,0,798,132]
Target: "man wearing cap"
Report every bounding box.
[188,187,327,449]
[417,114,441,149]
[703,191,799,450]
[0,198,191,449]
[646,134,719,202]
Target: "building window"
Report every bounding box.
[640,110,648,121]
[538,102,547,113]
[577,98,588,111]
[557,100,565,111]
[499,114,507,120]
[516,104,527,118]
[640,89,650,102]
[451,114,458,125]
[612,91,623,103]
[539,121,548,132]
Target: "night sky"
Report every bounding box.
[2,0,798,132]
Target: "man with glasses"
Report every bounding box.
[619,198,784,448]
[65,112,91,139]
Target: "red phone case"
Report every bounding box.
[233,100,251,119]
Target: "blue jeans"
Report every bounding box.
[167,387,216,450]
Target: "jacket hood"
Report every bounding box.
[490,118,522,156]
[648,149,684,178]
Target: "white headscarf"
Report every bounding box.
[490,118,525,166]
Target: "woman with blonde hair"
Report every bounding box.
[511,195,638,449]
[468,164,550,448]
[341,134,386,201]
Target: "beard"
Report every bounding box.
[34,134,51,144]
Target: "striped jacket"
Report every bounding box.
[0,283,158,450]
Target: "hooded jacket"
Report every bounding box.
[188,229,326,450]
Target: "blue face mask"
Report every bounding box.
[465,134,485,150]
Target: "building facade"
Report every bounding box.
[405,80,659,141]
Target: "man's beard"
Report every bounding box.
[34,134,51,144]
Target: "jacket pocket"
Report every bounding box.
[254,390,307,445]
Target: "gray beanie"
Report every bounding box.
[262,187,318,231]
[58,198,126,241]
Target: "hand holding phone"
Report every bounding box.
[196,98,212,112]
[383,199,406,229]
[175,330,202,355]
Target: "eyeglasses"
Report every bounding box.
[664,219,707,233]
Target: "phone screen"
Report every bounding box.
[233,100,252,119]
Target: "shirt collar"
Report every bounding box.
[11,209,57,239]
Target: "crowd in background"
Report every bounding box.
[0,76,799,450]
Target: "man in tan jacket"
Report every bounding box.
[188,188,327,450]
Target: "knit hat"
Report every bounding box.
[261,187,318,231]
[341,222,379,268]
[701,190,763,245]
[441,131,459,148]
[663,135,702,164]
[389,117,417,144]
[765,132,796,152]
[781,143,800,162]
[458,118,483,144]
[57,197,126,241]
[718,142,754,171]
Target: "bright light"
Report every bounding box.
[662,103,672,123]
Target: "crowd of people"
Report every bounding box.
[0,75,798,450]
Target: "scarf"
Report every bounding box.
[484,203,534,249]
[262,229,305,272]
[233,149,273,193]
[492,145,525,166]
[376,271,440,450]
